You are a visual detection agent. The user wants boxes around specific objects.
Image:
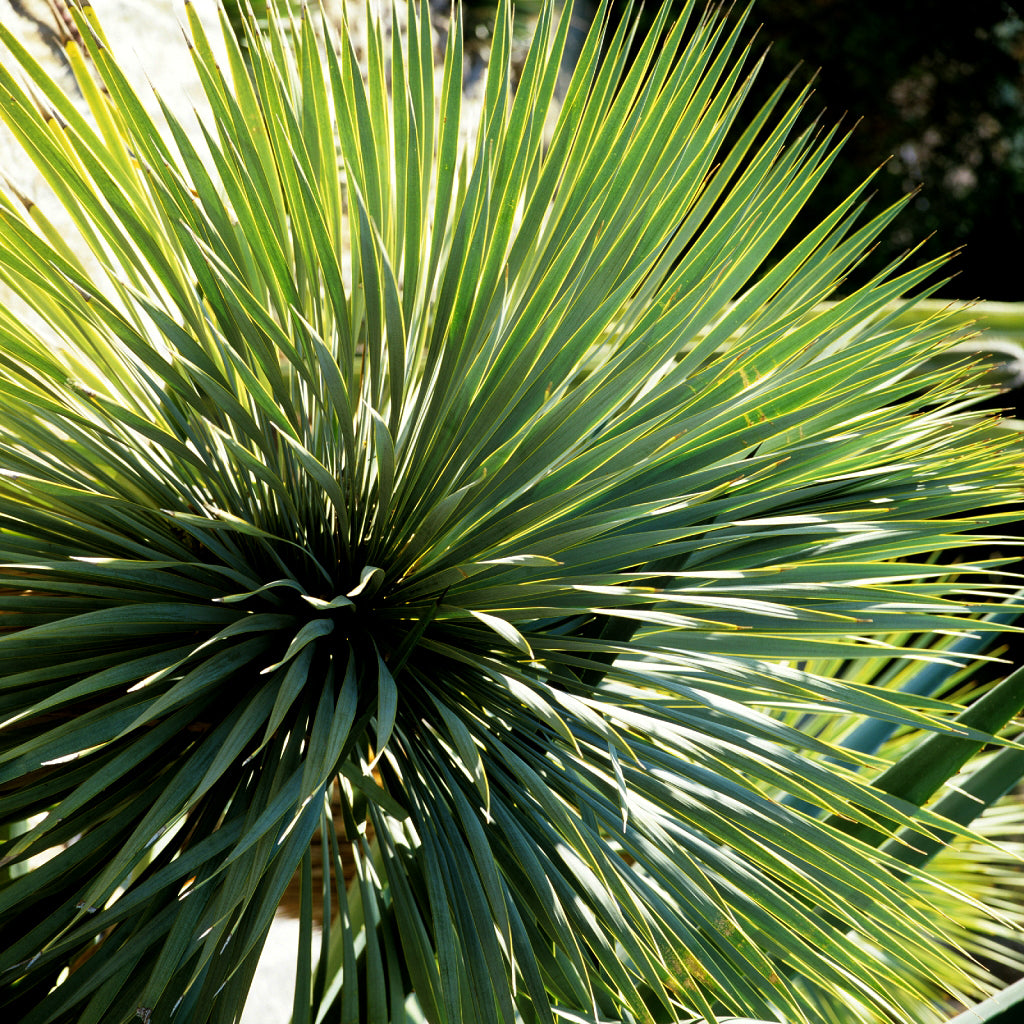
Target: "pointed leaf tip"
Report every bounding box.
[470,610,534,657]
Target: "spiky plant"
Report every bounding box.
[1,2,1023,1023]
[761,619,1024,1024]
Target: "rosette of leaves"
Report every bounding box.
[0,2,1022,1024]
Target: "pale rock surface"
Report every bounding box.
[0,1,231,198]
[0,0,228,325]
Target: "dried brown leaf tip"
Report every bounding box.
[45,0,83,48]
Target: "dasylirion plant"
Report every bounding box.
[1,2,1023,1023]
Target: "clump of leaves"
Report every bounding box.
[0,2,1022,1023]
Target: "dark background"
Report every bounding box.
[601,0,1024,302]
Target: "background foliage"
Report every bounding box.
[602,0,1024,302]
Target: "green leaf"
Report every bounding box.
[1,2,1023,1023]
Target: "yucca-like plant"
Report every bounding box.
[763,622,1024,1024]
[1,2,1023,1023]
